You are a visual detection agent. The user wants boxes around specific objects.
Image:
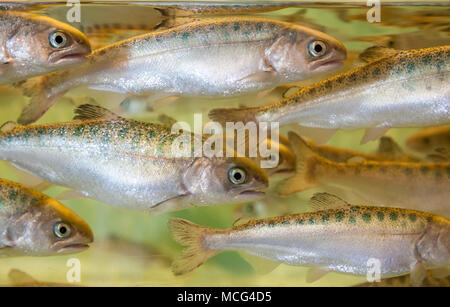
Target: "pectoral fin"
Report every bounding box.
[148,194,191,215]
[292,126,337,145]
[8,269,39,286]
[361,127,389,145]
[306,267,330,283]
[240,252,280,275]
[410,262,427,286]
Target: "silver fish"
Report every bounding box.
[0,105,268,214]
[0,178,93,257]
[0,10,91,86]
[16,16,346,124]
[209,46,450,144]
[169,193,450,286]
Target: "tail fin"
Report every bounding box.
[16,76,63,125]
[168,218,219,275]
[278,132,320,196]
[208,106,259,126]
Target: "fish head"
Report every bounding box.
[267,27,347,79]
[260,139,296,177]
[7,14,91,71]
[13,198,94,256]
[184,157,268,205]
[416,219,450,268]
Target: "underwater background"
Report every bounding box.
[0,0,448,286]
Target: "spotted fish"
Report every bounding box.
[209,46,450,144]
[169,193,450,285]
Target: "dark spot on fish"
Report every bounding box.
[335,211,344,222]
[73,126,84,137]
[118,127,129,138]
[362,213,371,223]
[422,54,432,65]
[256,23,263,31]
[372,67,381,77]
[181,32,190,40]
[435,171,442,180]
[296,218,304,225]
[389,212,398,221]
[89,125,100,137]
[376,212,384,221]
[233,23,240,31]
[350,206,359,212]
[322,214,329,222]
[268,221,275,227]
[420,166,429,175]
[147,130,157,141]
[57,127,66,137]
[426,216,433,223]
[9,190,18,201]
[408,213,417,222]
[349,216,356,224]
[308,218,315,225]
[380,166,387,174]
[403,167,413,176]
[282,220,290,226]
[94,24,100,30]
[406,62,415,73]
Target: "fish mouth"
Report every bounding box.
[57,243,90,254]
[238,190,266,197]
[311,58,345,72]
[49,44,91,65]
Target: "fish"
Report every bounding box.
[406,125,450,155]
[278,132,450,218]
[0,178,93,257]
[16,16,346,124]
[7,269,82,287]
[0,10,91,86]
[305,135,418,163]
[355,270,450,287]
[0,104,268,214]
[209,46,450,144]
[168,192,450,285]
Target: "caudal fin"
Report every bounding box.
[168,218,219,275]
[208,106,259,126]
[16,76,62,125]
[277,132,321,196]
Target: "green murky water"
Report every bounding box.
[0,1,448,286]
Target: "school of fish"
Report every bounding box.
[0,3,448,287]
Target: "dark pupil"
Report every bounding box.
[55,35,64,44]
[314,44,323,53]
[233,172,242,181]
[59,226,67,234]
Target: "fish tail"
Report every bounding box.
[278,131,319,196]
[168,218,219,276]
[15,76,63,125]
[208,106,259,126]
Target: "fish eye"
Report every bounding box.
[49,31,68,49]
[53,222,72,238]
[228,167,247,185]
[308,40,327,57]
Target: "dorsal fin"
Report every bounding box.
[0,121,19,133]
[359,46,398,63]
[308,193,351,211]
[376,136,404,157]
[73,104,122,121]
[8,269,39,286]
